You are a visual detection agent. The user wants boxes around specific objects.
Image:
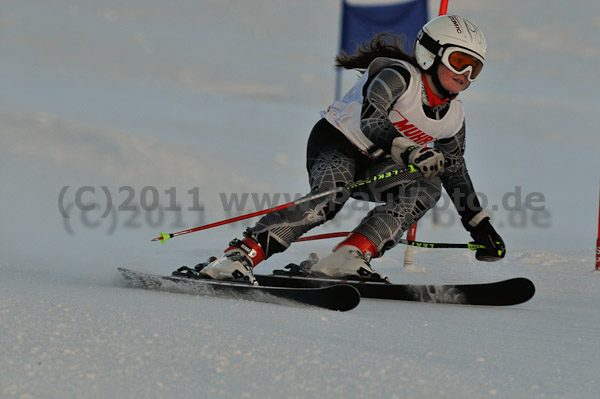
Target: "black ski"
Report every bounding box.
[117,268,360,311]
[255,272,535,306]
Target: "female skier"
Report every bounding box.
[196,14,505,282]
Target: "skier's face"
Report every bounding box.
[437,63,471,93]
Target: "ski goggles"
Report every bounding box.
[440,47,485,82]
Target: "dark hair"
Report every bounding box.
[335,33,420,71]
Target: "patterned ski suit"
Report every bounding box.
[248,57,485,258]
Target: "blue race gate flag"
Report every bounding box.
[340,0,428,55]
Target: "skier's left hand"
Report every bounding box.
[468,217,506,262]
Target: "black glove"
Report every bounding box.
[467,217,506,262]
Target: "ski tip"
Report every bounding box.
[509,277,536,305]
[467,277,536,306]
[505,277,535,290]
[516,277,536,296]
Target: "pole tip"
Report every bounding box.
[151,233,171,243]
[160,233,171,243]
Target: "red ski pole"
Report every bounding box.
[297,231,484,251]
[151,165,417,243]
[151,190,336,243]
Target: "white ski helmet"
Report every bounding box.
[415,15,487,79]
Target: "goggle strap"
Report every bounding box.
[417,30,443,58]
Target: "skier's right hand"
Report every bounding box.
[391,137,445,179]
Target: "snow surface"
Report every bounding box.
[2,0,600,398]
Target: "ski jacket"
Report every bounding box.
[321,58,464,158]
[320,57,485,227]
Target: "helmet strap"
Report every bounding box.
[430,68,456,100]
[422,74,448,107]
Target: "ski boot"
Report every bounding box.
[306,233,389,282]
[174,237,264,285]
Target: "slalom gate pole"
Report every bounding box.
[403,223,418,266]
[403,0,449,266]
[151,165,417,243]
[296,231,484,251]
[596,182,600,270]
[439,0,448,15]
